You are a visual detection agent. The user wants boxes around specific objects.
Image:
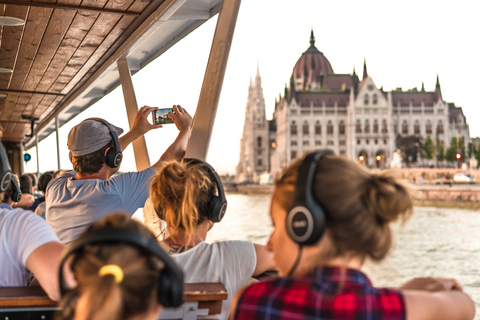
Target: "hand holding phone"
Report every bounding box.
[152,108,175,125]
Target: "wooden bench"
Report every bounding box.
[0,283,227,320]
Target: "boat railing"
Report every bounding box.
[0,283,228,320]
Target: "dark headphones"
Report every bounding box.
[87,118,123,168]
[58,227,184,308]
[286,149,334,245]
[10,176,22,202]
[0,142,12,193]
[184,158,228,223]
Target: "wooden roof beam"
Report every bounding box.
[0,1,141,17]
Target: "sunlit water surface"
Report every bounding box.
[205,193,480,318]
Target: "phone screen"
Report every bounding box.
[152,108,174,125]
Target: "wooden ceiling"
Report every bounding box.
[0,0,220,146]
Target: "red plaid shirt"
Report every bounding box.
[234,266,405,320]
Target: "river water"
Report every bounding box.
[206,193,480,317]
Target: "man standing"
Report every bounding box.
[46,105,192,244]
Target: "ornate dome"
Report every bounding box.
[292,30,333,91]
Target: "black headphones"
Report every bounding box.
[286,149,334,245]
[58,227,184,308]
[10,176,22,203]
[87,118,123,168]
[184,158,228,223]
[0,142,12,193]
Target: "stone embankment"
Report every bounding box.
[226,168,480,209]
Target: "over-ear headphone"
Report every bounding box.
[58,227,184,308]
[286,149,334,245]
[184,158,227,223]
[87,118,123,168]
[0,142,12,193]
[10,176,22,202]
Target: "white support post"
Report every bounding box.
[184,0,242,160]
[19,143,25,175]
[35,134,40,177]
[117,59,151,171]
[55,116,61,170]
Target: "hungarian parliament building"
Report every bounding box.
[236,31,470,183]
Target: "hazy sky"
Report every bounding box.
[26,0,480,175]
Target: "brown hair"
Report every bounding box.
[57,213,162,320]
[150,160,215,241]
[68,141,113,175]
[274,154,412,263]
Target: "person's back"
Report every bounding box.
[46,105,192,244]
[150,159,274,320]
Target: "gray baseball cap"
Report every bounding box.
[68,119,124,156]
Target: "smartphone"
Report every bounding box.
[152,108,174,125]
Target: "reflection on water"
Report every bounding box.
[208,193,480,318]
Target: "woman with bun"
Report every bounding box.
[232,150,475,320]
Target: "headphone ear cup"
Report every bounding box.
[208,196,220,222]
[157,268,183,308]
[105,148,122,168]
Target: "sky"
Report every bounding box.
[25,0,480,175]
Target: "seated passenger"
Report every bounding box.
[20,174,41,211]
[46,105,192,244]
[57,212,183,320]
[0,142,64,301]
[232,150,475,320]
[1,173,23,210]
[150,159,275,320]
[34,171,54,218]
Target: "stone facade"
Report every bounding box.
[236,31,470,181]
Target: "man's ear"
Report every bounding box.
[104,147,110,157]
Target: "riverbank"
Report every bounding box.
[225,183,480,209]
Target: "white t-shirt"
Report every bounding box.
[0,208,59,286]
[170,241,256,320]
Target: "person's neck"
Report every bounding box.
[75,165,112,180]
[163,221,212,254]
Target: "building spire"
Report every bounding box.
[436,73,440,88]
[310,28,315,47]
[421,81,425,92]
[353,65,356,76]
[362,57,368,80]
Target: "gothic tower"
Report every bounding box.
[236,64,269,183]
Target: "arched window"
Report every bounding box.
[302,121,309,135]
[339,120,345,135]
[373,94,378,105]
[257,137,262,147]
[437,120,444,134]
[315,121,321,135]
[364,94,369,105]
[402,120,408,134]
[364,120,370,133]
[426,120,432,135]
[382,119,388,133]
[290,121,297,135]
[373,119,379,133]
[327,120,333,135]
[356,119,362,133]
[414,120,420,135]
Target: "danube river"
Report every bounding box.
[206,193,480,317]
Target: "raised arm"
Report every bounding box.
[252,243,275,277]
[26,241,65,301]
[119,105,162,151]
[152,105,192,172]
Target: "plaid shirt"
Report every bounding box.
[234,266,405,320]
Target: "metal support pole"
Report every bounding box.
[19,143,25,175]
[55,116,61,170]
[117,59,151,171]
[35,134,39,176]
[185,0,242,160]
